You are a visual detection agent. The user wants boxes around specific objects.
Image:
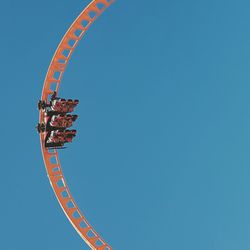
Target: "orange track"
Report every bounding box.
[39,1,114,249]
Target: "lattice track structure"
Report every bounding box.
[39,1,114,249]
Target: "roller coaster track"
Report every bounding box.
[39,1,114,249]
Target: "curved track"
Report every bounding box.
[39,1,114,249]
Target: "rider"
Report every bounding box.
[38,91,79,114]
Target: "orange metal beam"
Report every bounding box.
[39,1,114,249]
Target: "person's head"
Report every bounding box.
[65,137,73,143]
[72,115,78,121]
[71,129,77,135]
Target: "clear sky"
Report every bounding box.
[2,0,250,249]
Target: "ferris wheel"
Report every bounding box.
[37,1,114,249]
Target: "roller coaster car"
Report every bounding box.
[50,98,79,114]
[36,114,78,134]
[38,99,79,114]
[50,114,78,129]
[38,91,79,114]
[45,129,77,148]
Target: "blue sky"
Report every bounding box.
[2,0,250,249]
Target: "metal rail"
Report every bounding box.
[39,1,114,249]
